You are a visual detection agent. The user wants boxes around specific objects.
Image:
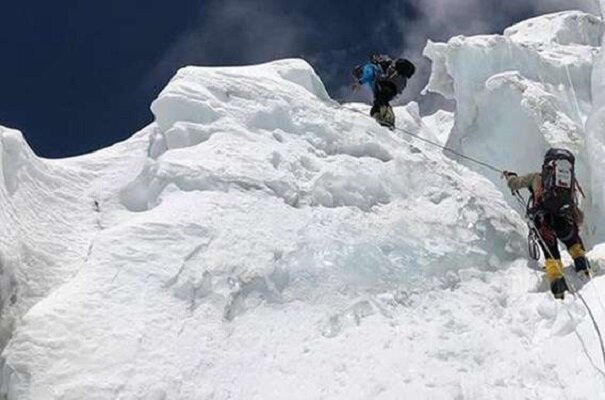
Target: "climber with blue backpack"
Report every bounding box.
[504,148,590,299]
[352,54,416,129]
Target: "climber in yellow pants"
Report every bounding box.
[504,148,590,299]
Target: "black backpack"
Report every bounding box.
[394,58,416,79]
[372,56,415,94]
[540,148,577,214]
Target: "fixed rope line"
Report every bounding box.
[342,103,605,374]
[512,192,605,371]
[394,125,504,173]
[342,106,505,174]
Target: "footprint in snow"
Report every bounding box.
[550,298,586,337]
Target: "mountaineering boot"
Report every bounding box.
[550,277,569,299]
[375,105,395,129]
[373,107,389,127]
[544,258,568,299]
[371,108,383,125]
[574,256,591,279]
[569,244,591,278]
[384,105,395,128]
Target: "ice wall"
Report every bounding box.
[424,11,605,243]
[0,128,95,352]
[585,3,605,245]
[0,125,150,394]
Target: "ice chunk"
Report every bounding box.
[504,11,603,47]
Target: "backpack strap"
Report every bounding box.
[575,179,586,199]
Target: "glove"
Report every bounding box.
[502,171,517,180]
[502,171,519,193]
[351,81,360,91]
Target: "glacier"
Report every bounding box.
[1,8,605,400]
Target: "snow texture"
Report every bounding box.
[0,11,605,400]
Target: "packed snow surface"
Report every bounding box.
[1,10,605,400]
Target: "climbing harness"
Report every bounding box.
[514,190,542,261]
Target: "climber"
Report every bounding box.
[504,148,590,299]
[352,54,416,129]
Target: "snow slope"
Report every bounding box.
[0,126,150,349]
[1,11,605,400]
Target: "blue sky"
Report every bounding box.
[0,0,595,157]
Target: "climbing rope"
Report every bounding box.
[344,103,605,370]
[342,106,505,173]
[512,191,605,371]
